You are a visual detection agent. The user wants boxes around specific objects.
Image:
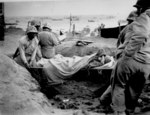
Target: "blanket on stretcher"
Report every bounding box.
[35,54,115,84]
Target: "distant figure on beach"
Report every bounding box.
[97,23,105,37]
[14,26,42,68]
[38,23,59,59]
[60,30,63,35]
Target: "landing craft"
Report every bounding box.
[101,25,126,38]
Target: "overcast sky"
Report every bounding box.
[3,0,137,17]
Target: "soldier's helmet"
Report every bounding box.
[30,20,41,27]
[26,26,38,34]
[127,10,138,22]
[43,23,51,30]
[133,0,150,8]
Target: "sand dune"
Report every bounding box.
[0,54,52,115]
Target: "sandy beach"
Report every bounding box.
[0,23,150,115]
[3,0,150,114]
[0,26,116,115]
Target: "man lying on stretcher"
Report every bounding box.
[29,49,114,70]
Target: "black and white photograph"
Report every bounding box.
[1,0,150,115]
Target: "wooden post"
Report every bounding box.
[69,14,72,33]
[118,20,121,34]
[72,24,75,36]
[0,2,5,42]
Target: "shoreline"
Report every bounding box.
[5,15,127,32]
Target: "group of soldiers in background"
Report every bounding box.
[13,20,60,68]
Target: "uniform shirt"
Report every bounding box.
[38,31,59,59]
[116,24,131,59]
[19,35,39,63]
[117,9,150,64]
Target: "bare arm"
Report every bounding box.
[19,41,28,64]
[30,38,41,62]
[30,46,38,62]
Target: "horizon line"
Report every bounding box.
[5,14,120,17]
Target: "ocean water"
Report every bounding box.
[5,14,127,33]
